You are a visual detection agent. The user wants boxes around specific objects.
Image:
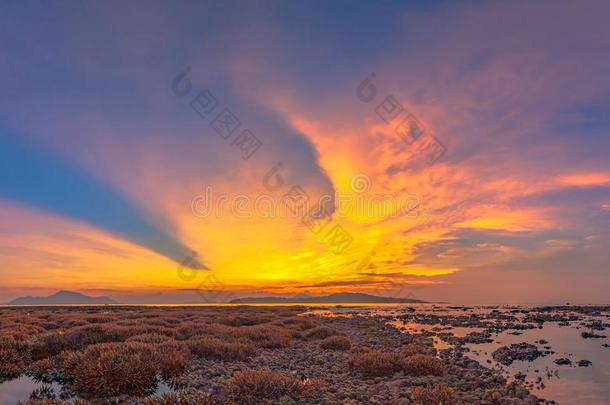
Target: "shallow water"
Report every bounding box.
[389,319,485,350]
[0,375,174,404]
[0,376,63,404]
[464,322,610,404]
[316,304,610,404]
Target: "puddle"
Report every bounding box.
[155,380,174,396]
[0,375,64,404]
[381,305,610,405]
[464,321,610,404]
[0,374,175,404]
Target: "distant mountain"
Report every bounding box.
[8,290,118,305]
[229,292,425,304]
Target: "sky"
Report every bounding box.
[1,0,610,305]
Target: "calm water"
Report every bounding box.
[318,304,610,405]
[0,376,63,404]
[464,322,610,404]
[0,375,173,404]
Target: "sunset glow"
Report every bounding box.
[1,0,610,305]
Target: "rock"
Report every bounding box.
[581,331,606,339]
[492,343,543,365]
[514,372,527,381]
[584,320,606,331]
[554,358,572,365]
[578,359,592,367]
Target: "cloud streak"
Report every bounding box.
[0,130,205,269]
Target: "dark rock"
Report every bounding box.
[581,331,606,339]
[492,343,543,365]
[584,320,606,331]
[554,358,571,366]
[514,372,527,381]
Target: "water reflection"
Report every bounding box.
[0,375,63,404]
[465,322,610,404]
[0,374,175,404]
[309,304,610,404]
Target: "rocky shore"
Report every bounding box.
[168,313,543,404]
[3,305,609,404]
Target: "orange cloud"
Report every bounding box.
[0,200,182,292]
[557,173,610,187]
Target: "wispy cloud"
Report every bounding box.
[0,0,609,303]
